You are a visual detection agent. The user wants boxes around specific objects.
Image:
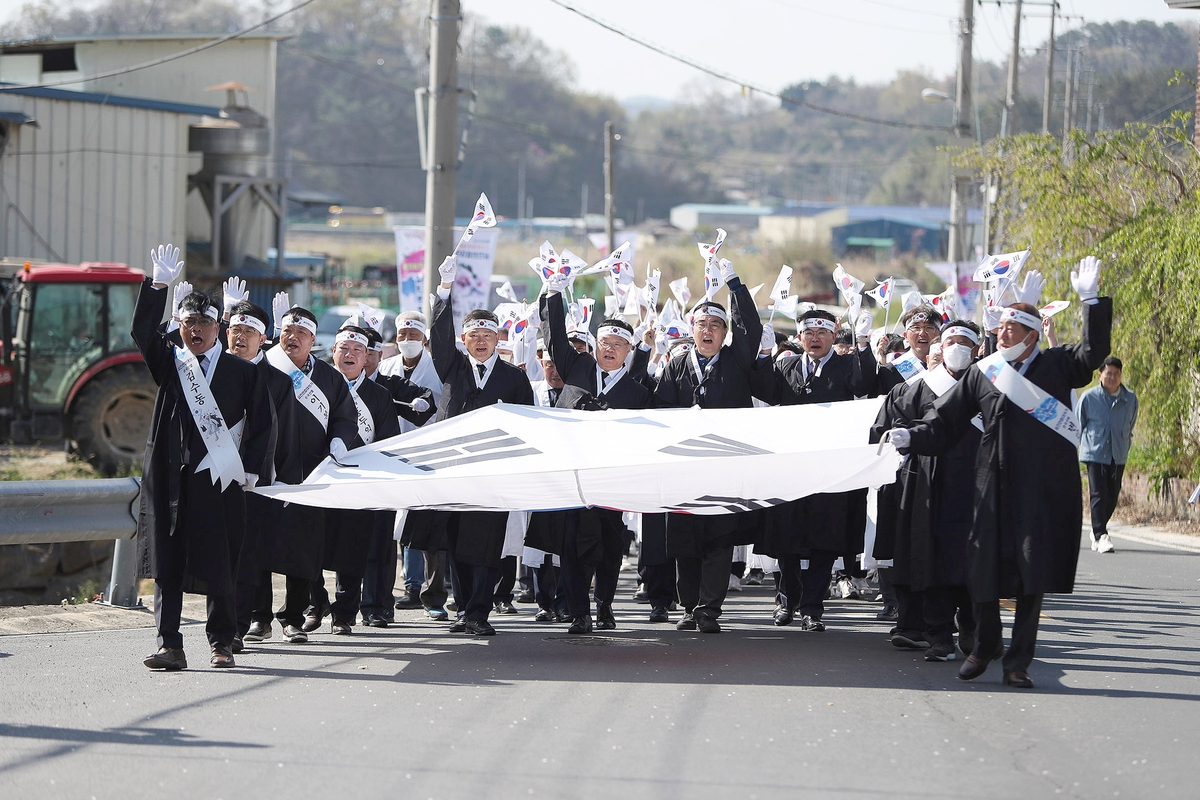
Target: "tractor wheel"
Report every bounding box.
[71,364,155,476]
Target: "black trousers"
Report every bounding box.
[493,555,517,605]
[448,556,499,622]
[1086,461,1125,539]
[676,545,734,619]
[777,550,838,618]
[894,584,925,632]
[234,577,274,639]
[420,550,449,611]
[561,522,623,619]
[154,579,236,650]
[975,592,1043,673]
[361,520,398,618]
[275,575,311,628]
[309,573,365,625]
[924,585,974,647]
[639,561,676,609]
[533,563,565,614]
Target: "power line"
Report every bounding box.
[0,0,321,93]
[545,0,951,132]
[762,0,951,35]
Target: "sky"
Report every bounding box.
[0,0,1189,102]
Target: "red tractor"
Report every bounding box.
[0,261,156,475]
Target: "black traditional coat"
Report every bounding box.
[132,279,273,595]
[323,373,402,576]
[411,293,534,567]
[906,298,1111,600]
[653,278,763,557]
[757,345,879,557]
[372,371,437,428]
[263,344,359,580]
[871,375,980,589]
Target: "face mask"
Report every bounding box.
[397,340,424,358]
[942,343,973,372]
[998,332,1035,363]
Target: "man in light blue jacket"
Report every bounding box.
[1077,356,1138,554]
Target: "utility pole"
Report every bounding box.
[1041,1,1057,133]
[603,120,616,254]
[947,0,973,265]
[1062,46,1076,135]
[423,0,461,309]
[1003,0,1022,136]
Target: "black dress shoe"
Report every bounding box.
[465,619,497,636]
[515,589,536,604]
[1003,670,1034,689]
[494,602,518,615]
[210,646,235,668]
[231,637,244,654]
[958,654,990,681]
[773,607,794,626]
[534,609,555,622]
[331,619,352,635]
[891,629,930,650]
[675,612,697,631]
[568,615,593,634]
[595,603,616,630]
[695,613,721,634]
[301,606,327,633]
[648,606,669,623]
[394,591,422,610]
[143,647,187,671]
[364,614,389,629]
[448,618,468,633]
[876,606,899,622]
[798,616,826,632]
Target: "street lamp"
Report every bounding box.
[921,88,952,103]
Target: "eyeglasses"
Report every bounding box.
[180,317,216,329]
[692,320,726,332]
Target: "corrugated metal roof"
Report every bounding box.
[1,33,290,46]
[0,82,221,116]
[672,204,778,215]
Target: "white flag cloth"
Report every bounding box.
[832,264,864,299]
[867,278,893,308]
[669,276,691,308]
[973,249,1030,283]
[254,400,902,515]
[768,265,793,305]
[453,192,497,254]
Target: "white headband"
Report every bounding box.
[335,330,369,347]
[398,318,427,334]
[369,341,383,352]
[282,314,318,335]
[182,306,220,322]
[596,325,635,344]
[691,305,728,324]
[229,313,266,334]
[463,318,499,333]
[800,317,837,332]
[940,325,980,346]
[905,310,940,329]
[1000,307,1042,332]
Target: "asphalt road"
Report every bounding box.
[1,528,1197,800]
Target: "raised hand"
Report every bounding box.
[151,244,184,287]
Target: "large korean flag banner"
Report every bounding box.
[394,225,500,331]
[256,398,903,515]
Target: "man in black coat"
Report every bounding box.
[653,259,763,634]
[871,320,983,661]
[424,255,534,635]
[533,278,654,633]
[133,245,273,670]
[762,308,877,632]
[888,256,1111,688]
[259,301,359,643]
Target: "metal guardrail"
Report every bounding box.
[0,477,141,607]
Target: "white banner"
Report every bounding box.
[254,399,903,515]
[393,226,500,331]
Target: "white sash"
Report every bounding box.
[174,347,245,490]
[892,351,926,384]
[266,345,330,431]
[920,365,984,432]
[689,348,719,385]
[976,352,1081,447]
[347,373,376,445]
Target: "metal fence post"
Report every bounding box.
[104,537,141,608]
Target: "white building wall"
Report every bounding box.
[0,93,193,266]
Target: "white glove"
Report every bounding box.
[329,438,348,461]
[854,309,873,339]
[887,428,911,451]
[243,473,258,490]
[983,305,1003,332]
[272,291,290,335]
[151,244,184,286]
[759,322,775,354]
[544,270,569,296]
[438,254,458,287]
[717,257,737,285]
[410,396,430,413]
[1016,270,1045,305]
[171,281,193,321]
[1071,255,1101,303]
[222,276,248,316]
